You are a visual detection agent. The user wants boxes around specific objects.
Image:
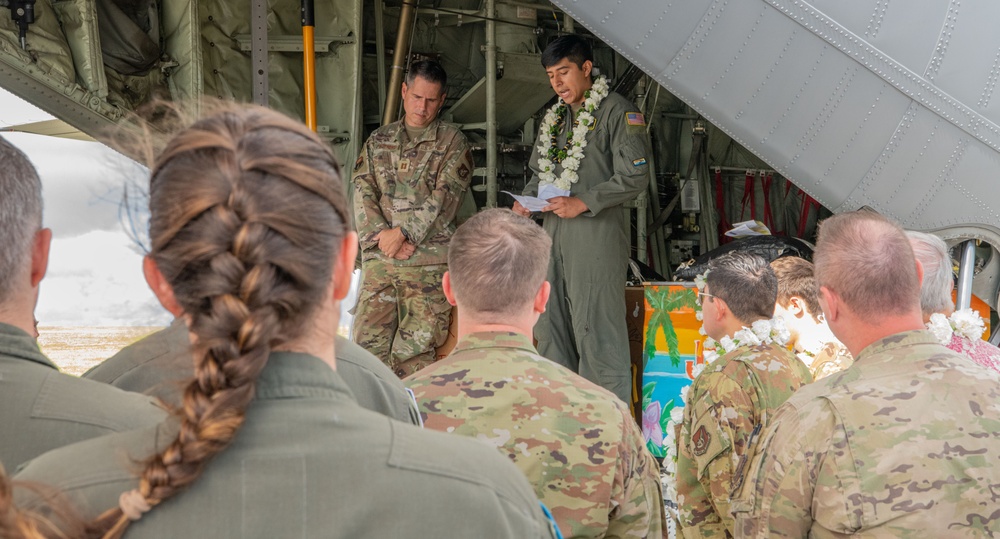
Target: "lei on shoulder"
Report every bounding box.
[926,308,986,344]
[535,76,610,191]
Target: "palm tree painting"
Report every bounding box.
[643,286,698,367]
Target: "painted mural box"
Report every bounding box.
[640,283,702,459]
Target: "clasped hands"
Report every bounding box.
[377,227,416,260]
[512,196,587,219]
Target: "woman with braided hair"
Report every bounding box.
[13,105,559,539]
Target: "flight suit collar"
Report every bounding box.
[0,322,58,370]
[855,329,940,364]
[451,331,537,355]
[254,351,358,403]
[390,118,442,147]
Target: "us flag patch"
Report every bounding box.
[626,112,646,126]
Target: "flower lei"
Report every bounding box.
[535,76,610,191]
[926,308,986,345]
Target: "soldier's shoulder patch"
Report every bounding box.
[353,154,364,172]
[632,157,647,167]
[626,112,646,126]
[457,163,470,180]
[692,424,711,456]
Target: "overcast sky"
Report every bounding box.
[0,90,171,326]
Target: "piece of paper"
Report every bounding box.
[503,184,571,213]
[724,220,771,237]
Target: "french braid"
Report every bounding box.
[93,105,348,538]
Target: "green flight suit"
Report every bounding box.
[524,91,650,403]
[0,323,166,471]
[15,352,559,539]
[352,118,473,377]
[83,321,419,424]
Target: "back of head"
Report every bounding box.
[770,256,822,321]
[705,252,777,323]
[448,209,550,320]
[0,137,42,304]
[405,59,447,88]
[95,104,350,537]
[814,211,920,318]
[541,34,593,69]
[906,231,954,317]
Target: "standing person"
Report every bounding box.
[84,318,421,424]
[0,137,165,471]
[13,106,558,539]
[407,209,666,539]
[907,230,1000,373]
[352,59,473,377]
[770,256,852,379]
[733,212,1000,537]
[677,253,812,538]
[512,35,650,403]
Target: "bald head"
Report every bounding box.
[906,231,954,317]
[814,211,920,319]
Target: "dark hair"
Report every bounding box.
[93,104,349,538]
[448,209,551,318]
[541,34,593,69]
[705,252,778,323]
[770,257,822,322]
[405,59,448,89]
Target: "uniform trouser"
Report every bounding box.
[352,261,451,378]
[534,207,631,403]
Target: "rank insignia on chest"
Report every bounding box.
[626,112,646,126]
[398,159,410,172]
[353,154,364,172]
[692,425,711,456]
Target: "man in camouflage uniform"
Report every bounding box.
[353,59,473,377]
[406,209,665,539]
[770,257,853,379]
[733,211,1000,537]
[677,253,811,538]
[512,35,649,404]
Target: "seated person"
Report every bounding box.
[84,318,419,423]
[406,208,665,539]
[0,137,165,471]
[14,106,558,539]
[908,230,1000,373]
[770,256,852,379]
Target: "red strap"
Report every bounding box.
[761,171,775,232]
[797,187,820,238]
[741,170,757,221]
[714,167,731,243]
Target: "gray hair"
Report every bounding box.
[0,137,43,302]
[906,231,954,316]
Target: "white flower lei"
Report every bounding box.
[536,76,610,191]
[926,308,986,345]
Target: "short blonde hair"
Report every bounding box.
[770,257,822,322]
[814,211,920,318]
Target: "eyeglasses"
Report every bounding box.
[697,291,718,301]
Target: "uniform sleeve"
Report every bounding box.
[352,140,389,251]
[397,136,473,245]
[676,373,756,538]
[606,407,667,539]
[732,400,847,539]
[575,105,650,216]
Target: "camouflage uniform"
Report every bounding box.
[352,118,472,377]
[797,341,853,381]
[523,92,649,403]
[733,330,1000,538]
[677,341,812,538]
[406,331,666,539]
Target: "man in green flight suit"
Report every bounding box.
[513,35,649,403]
[0,137,165,471]
[353,59,473,377]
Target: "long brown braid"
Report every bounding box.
[92,105,349,538]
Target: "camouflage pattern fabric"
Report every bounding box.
[352,261,451,377]
[676,342,812,538]
[353,118,473,267]
[798,341,853,381]
[406,331,667,539]
[733,330,1000,538]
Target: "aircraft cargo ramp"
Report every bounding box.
[552,0,1000,308]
